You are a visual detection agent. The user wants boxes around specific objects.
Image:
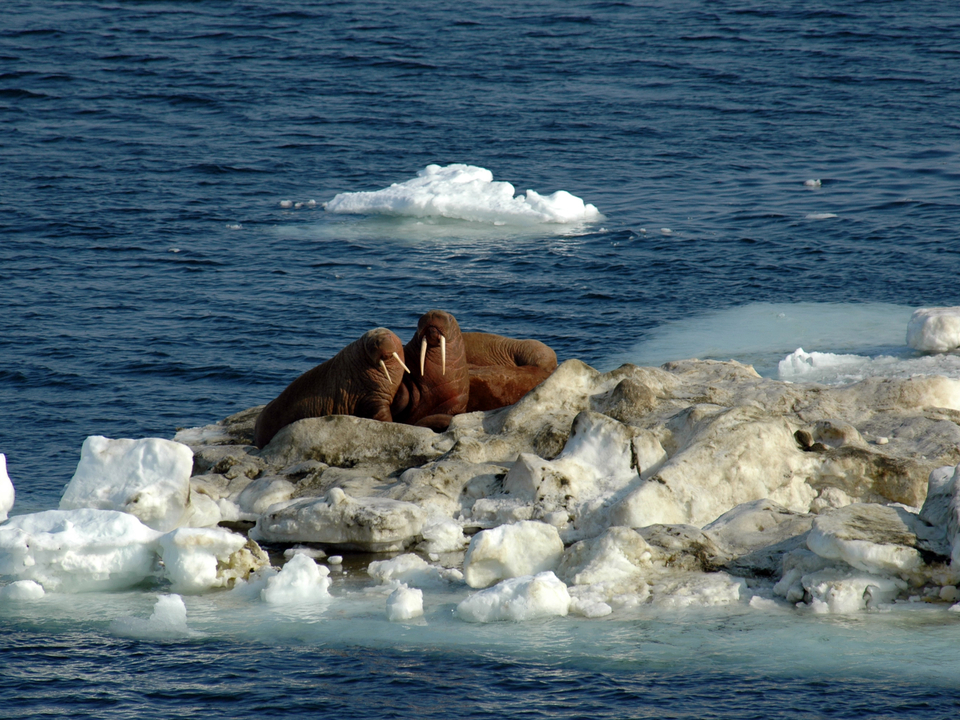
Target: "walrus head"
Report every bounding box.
[392,310,469,428]
[361,327,410,385]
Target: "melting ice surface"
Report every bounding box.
[614,302,960,384]
[323,164,604,226]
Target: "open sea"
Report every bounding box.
[2,1,960,717]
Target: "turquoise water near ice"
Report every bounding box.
[3,1,960,716]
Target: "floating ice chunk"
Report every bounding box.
[60,436,194,532]
[418,516,468,554]
[0,508,162,592]
[804,179,822,188]
[463,520,564,588]
[0,580,45,601]
[907,307,960,354]
[386,584,424,622]
[0,454,14,523]
[456,571,570,623]
[802,568,905,613]
[261,553,331,605]
[110,594,192,639]
[279,200,293,208]
[806,212,837,220]
[367,553,462,588]
[749,595,781,610]
[324,164,603,226]
[158,527,265,594]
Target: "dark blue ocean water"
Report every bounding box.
[3,1,960,716]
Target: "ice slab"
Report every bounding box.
[324,164,603,226]
[463,521,564,588]
[60,436,194,532]
[457,571,571,622]
[0,508,163,592]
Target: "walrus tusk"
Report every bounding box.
[393,352,411,374]
[420,338,427,376]
[440,334,446,375]
[379,359,391,384]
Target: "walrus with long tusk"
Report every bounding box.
[253,327,410,448]
[391,310,469,431]
[462,332,558,412]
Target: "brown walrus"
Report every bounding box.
[253,327,410,448]
[391,310,469,431]
[462,332,558,412]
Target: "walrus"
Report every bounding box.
[391,310,469,431]
[462,332,558,412]
[253,327,410,448]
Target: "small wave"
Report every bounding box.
[324,164,604,226]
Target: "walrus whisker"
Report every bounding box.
[393,352,411,374]
[441,334,446,375]
[379,359,391,384]
[420,338,427,376]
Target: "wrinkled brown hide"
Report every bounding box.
[462,332,558,412]
[254,328,406,448]
[391,310,469,430]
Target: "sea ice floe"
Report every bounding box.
[59,436,195,532]
[0,453,14,523]
[0,508,163,592]
[323,164,603,225]
[463,521,564,588]
[261,553,331,605]
[456,571,571,623]
[907,307,960,354]
[386,584,424,622]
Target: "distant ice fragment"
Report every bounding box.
[0,453,14,523]
[110,594,192,639]
[805,212,837,220]
[907,307,960,354]
[279,200,293,208]
[60,436,194,532]
[324,164,603,225]
[386,584,424,622]
[804,179,822,188]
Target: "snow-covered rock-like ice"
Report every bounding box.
[252,488,425,552]
[456,571,571,622]
[0,508,163,592]
[0,453,14,523]
[386,584,424,622]
[60,436,195,532]
[261,553,331,605]
[324,164,603,225]
[463,521,564,588]
[367,553,463,588]
[907,307,960,354]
